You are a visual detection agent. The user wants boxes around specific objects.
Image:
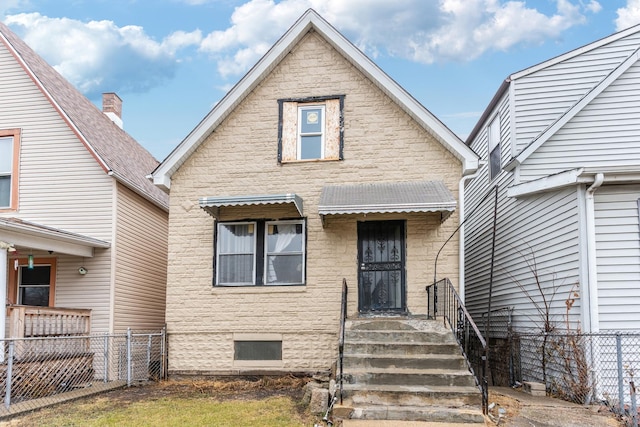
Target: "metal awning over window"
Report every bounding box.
[199,194,303,218]
[318,181,456,223]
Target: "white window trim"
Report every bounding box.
[216,221,257,286]
[0,135,15,209]
[297,105,325,160]
[264,219,306,285]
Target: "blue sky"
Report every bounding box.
[1,0,639,160]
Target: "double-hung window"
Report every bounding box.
[278,95,344,162]
[488,117,501,180]
[0,130,20,210]
[298,106,325,160]
[216,219,305,286]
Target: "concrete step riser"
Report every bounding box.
[340,319,483,423]
[343,355,467,370]
[345,330,455,343]
[343,389,482,407]
[351,372,477,387]
[352,407,485,423]
[344,342,460,356]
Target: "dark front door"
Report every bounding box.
[357,220,406,313]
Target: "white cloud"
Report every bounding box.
[616,0,640,31]
[4,12,202,97]
[200,0,599,77]
[585,1,602,14]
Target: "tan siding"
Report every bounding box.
[55,251,112,333]
[166,32,462,373]
[1,38,116,333]
[113,183,167,332]
[0,41,114,241]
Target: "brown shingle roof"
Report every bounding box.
[0,21,168,209]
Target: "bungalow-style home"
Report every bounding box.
[152,4,480,389]
[463,24,640,400]
[0,21,168,339]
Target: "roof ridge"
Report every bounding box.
[0,21,168,209]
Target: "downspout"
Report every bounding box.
[585,173,604,333]
[458,169,481,304]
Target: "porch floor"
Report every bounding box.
[0,380,127,419]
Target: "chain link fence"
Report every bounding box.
[482,309,639,426]
[0,328,166,417]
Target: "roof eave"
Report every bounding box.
[152,9,480,187]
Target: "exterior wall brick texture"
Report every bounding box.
[166,31,463,374]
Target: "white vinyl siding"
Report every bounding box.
[113,184,168,332]
[520,59,640,181]
[594,185,640,331]
[512,32,640,156]
[465,96,582,331]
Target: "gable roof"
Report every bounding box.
[466,23,640,167]
[151,9,479,191]
[0,21,168,210]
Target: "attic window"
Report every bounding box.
[278,95,344,162]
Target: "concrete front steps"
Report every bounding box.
[334,317,484,425]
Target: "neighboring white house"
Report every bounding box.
[0,21,169,338]
[463,24,640,401]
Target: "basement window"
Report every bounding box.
[234,341,282,361]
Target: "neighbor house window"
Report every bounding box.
[0,129,20,210]
[216,219,305,286]
[488,117,501,180]
[278,95,344,162]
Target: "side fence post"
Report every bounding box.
[104,333,109,383]
[127,328,132,387]
[162,327,168,380]
[616,334,624,416]
[146,334,152,380]
[4,341,14,408]
[631,380,637,427]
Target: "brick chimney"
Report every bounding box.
[102,92,123,128]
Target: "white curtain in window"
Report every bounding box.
[267,224,298,283]
[219,224,255,284]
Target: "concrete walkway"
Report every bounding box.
[342,421,483,426]
[0,380,127,419]
[489,387,623,427]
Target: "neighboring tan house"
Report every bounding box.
[0,21,168,339]
[463,24,640,398]
[152,9,479,376]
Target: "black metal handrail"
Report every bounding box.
[338,278,348,404]
[429,278,488,414]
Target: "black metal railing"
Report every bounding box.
[428,278,488,414]
[338,278,348,404]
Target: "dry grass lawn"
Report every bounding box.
[0,377,320,427]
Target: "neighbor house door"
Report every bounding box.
[8,258,56,307]
[357,220,406,313]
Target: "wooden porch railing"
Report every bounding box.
[7,306,92,339]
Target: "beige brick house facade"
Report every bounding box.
[153,10,478,376]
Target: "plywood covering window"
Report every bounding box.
[216,219,306,286]
[0,129,21,210]
[278,95,344,162]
